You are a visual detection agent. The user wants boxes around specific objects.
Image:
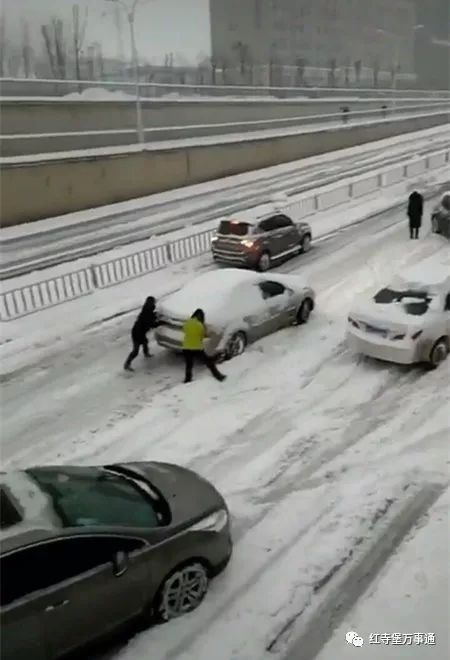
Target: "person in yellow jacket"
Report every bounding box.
[182,309,226,383]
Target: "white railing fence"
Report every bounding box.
[1,148,449,322]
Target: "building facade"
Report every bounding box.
[414,0,450,89]
[209,0,417,84]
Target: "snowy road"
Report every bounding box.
[1,197,449,659]
[2,125,449,278]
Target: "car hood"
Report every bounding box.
[117,462,226,526]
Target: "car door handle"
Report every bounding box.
[45,600,69,612]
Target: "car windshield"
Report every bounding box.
[218,220,250,236]
[373,288,433,316]
[26,467,164,529]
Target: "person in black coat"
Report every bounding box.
[124,296,159,371]
[407,191,424,239]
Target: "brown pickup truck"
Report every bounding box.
[211,207,312,272]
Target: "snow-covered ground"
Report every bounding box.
[2,171,449,372]
[1,189,449,659]
[315,487,449,660]
[3,124,448,241]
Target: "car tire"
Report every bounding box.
[300,233,312,253]
[296,298,313,324]
[428,338,449,369]
[257,251,271,272]
[226,331,247,359]
[151,562,209,623]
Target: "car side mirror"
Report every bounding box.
[113,550,129,577]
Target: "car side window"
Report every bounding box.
[0,536,146,607]
[273,214,294,228]
[258,217,277,233]
[445,293,450,311]
[259,281,286,299]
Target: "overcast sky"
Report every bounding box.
[2,0,211,63]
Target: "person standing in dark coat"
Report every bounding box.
[407,191,424,239]
[124,296,159,371]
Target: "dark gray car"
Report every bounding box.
[431,192,450,238]
[0,462,232,660]
[211,211,312,271]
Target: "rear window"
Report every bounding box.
[374,288,432,316]
[218,220,250,236]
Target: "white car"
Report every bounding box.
[347,262,450,368]
[155,268,315,359]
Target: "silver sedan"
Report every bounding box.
[155,268,316,359]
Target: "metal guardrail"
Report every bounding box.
[1,149,449,322]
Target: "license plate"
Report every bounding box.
[365,323,387,337]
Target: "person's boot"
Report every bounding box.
[124,358,134,372]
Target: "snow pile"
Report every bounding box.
[63,87,134,101]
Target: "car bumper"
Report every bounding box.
[347,329,418,365]
[211,249,259,268]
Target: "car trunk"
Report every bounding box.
[352,307,413,338]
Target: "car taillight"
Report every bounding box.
[411,330,423,340]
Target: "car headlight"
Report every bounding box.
[241,239,255,248]
[189,509,228,533]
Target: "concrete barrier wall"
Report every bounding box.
[4,104,449,157]
[1,112,449,226]
[0,97,442,135]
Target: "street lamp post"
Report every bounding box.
[106,0,144,144]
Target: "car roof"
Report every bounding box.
[223,202,291,226]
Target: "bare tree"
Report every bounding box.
[41,24,57,77]
[328,57,337,87]
[0,9,7,77]
[354,59,362,85]
[373,59,380,88]
[72,4,89,81]
[233,40,250,81]
[41,18,67,79]
[53,19,67,79]
[96,43,105,79]
[295,57,307,87]
[21,19,34,78]
[210,57,218,85]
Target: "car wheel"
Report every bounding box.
[296,298,313,324]
[300,233,312,253]
[226,331,247,359]
[156,562,209,622]
[257,251,271,272]
[428,338,449,369]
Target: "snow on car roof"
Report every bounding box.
[158,269,262,321]
[391,259,450,292]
